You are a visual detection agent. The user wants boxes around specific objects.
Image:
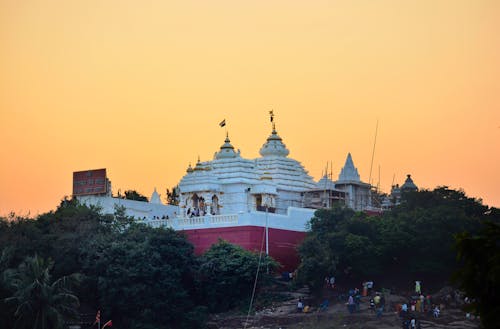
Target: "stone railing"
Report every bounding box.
[139,214,239,229]
[143,219,171,229]
[207,214,238,224]
[177,216,206,226]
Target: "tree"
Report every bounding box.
[80,224,205,329]
[198,240,278,312]
[35,197,113,279]
[297,206,377,294]
[111,205,134,232]
[0,248,16,329]
[166,186,180,205]
[453,220,500,328]
[4,255,81,329]
[124,190,149,202]
[297,188,493,294]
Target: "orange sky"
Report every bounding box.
[1,0,499,216]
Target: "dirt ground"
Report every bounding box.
[208,287,480,329]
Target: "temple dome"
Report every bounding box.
[259,128,290,157]
[316,174,336,190]
[216,134,238,159]
[401,174,418,191]
[193,157,211,171]
[337,153,361,182]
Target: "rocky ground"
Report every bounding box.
[208,286,480,329]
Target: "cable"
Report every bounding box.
[243,223,267,329]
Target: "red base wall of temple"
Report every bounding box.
[182,226,306,271]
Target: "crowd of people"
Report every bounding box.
[186,207,219,217]
[140,215,171,220]
[292,277,477,328]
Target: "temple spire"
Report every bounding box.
[215,131,238,159]
[338,153,361,182]
[260,110,289,157]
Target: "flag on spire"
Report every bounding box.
[219,119,226,127]
[269,110,274,122]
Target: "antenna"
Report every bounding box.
[377,165,381,193]
[323,162,328,208]
[368,119,379,186]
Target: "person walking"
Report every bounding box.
[415,281,421,294]
[347,295,355,314]
[297,298,304,313]
[376,294,385,319]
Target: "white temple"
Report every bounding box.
[74,116,380,269]
[178,125,319,217]
[77,114,374,228]
[178,118,372,217]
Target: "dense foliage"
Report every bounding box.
[0,199,276,329]
[124,190,149,202]
[198,240,277,312]
[3,255,80,329]
[165,186,180,205]
[297,187,499,295]
[453,218,500,328]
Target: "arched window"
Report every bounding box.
[211,195,219,215]
[255,194,263,211]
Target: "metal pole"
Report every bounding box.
[265,205,269,256]
[265,204,269,274]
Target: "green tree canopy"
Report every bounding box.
[297,187,496,295]
[80,224,205,329]
[453,220,500,328]
[4,255,81,329]
[0,199,207,329]
[124,190,149,202]
[198,240,278,312]
[166,186,180,205]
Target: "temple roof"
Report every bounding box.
[337,153,361,182]
[150,187,162,204]
[259,128,290,157]
[215,133,238,159]
[401,174,418,191]
[255,156,316,191]
[315,174,336,190]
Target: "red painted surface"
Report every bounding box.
[73,169,107,196]
[182,226,306,271]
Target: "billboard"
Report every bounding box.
[73,168,108,196]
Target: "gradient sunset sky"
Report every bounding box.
[1,0,499,216]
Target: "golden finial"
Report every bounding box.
[269,110,276,130]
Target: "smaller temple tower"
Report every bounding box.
[385,174,419,208]
[150,187,162,204]
[401,174,418,192]
[334,153,371,211]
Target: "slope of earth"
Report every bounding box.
[208,284,480,329]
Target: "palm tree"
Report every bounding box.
[4,255,81,329]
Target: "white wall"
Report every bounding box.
[77,196,179,219]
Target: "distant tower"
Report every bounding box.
[401,174,418,192]
[388,174,418,208]
[337,153,360,181]
[335,153,371,211]
[150,187,162,204]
